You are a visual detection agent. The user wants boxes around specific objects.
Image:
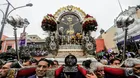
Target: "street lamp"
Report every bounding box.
[7,3,33,17]
[0,0,33,48]
[7,15,29,61]
[116,14,134,61]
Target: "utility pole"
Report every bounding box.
[0,0,32,50]
[0,1,10,49]
[116,15,134,61]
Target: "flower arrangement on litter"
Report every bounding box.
[41,14,57,31]
[82,14,98,31]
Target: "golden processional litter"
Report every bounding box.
[41,5,98,57]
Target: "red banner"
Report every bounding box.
[96,39,105,53]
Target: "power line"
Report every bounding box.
[0,3,8,6]
[117,0,123,12]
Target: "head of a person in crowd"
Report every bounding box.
[90,61,105,78]
[110,58,121,66]
[30,58,38,66]
[0,62,12,78]
[48,60,54,68]
[23,60,31,66]
[20,53,31,66]
[109,54,114,60]
[124,58,136,67]
[10,61,22,68]
[84,59,92,69]
[138,49,140,54]
[82,61,86,67]
[20,52,31,60]
[133,59,140,76]
[0,60,3,69]
[124,58,140,76]
[53,60,59,68]
[104,52,109,59]
[100,59,108,65]
[36,58,50,77]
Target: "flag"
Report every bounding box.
[19,32,27,47]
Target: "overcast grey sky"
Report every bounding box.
[0,0,140,39]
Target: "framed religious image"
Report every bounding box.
[58,14,82,35]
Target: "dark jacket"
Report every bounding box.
[28,75,36,78]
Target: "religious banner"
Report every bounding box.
[19,32,27,47]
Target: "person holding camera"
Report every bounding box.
[124,58,140,78]
[55,54,87,78]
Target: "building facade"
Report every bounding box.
[0,35,9,53]
[97,26,119,53]
[114,5,140,52]
[27,35,45,49]
[0,35,45,52]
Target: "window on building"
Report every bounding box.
[29,37,32,39]
[7,46,12,50]
[0,41,3,50]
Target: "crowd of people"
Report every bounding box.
[0,50,140,78]
[0,54,59,78]
[82,57,140,78]
[29,50,49,56]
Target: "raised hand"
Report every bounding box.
[86,73,97,78]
